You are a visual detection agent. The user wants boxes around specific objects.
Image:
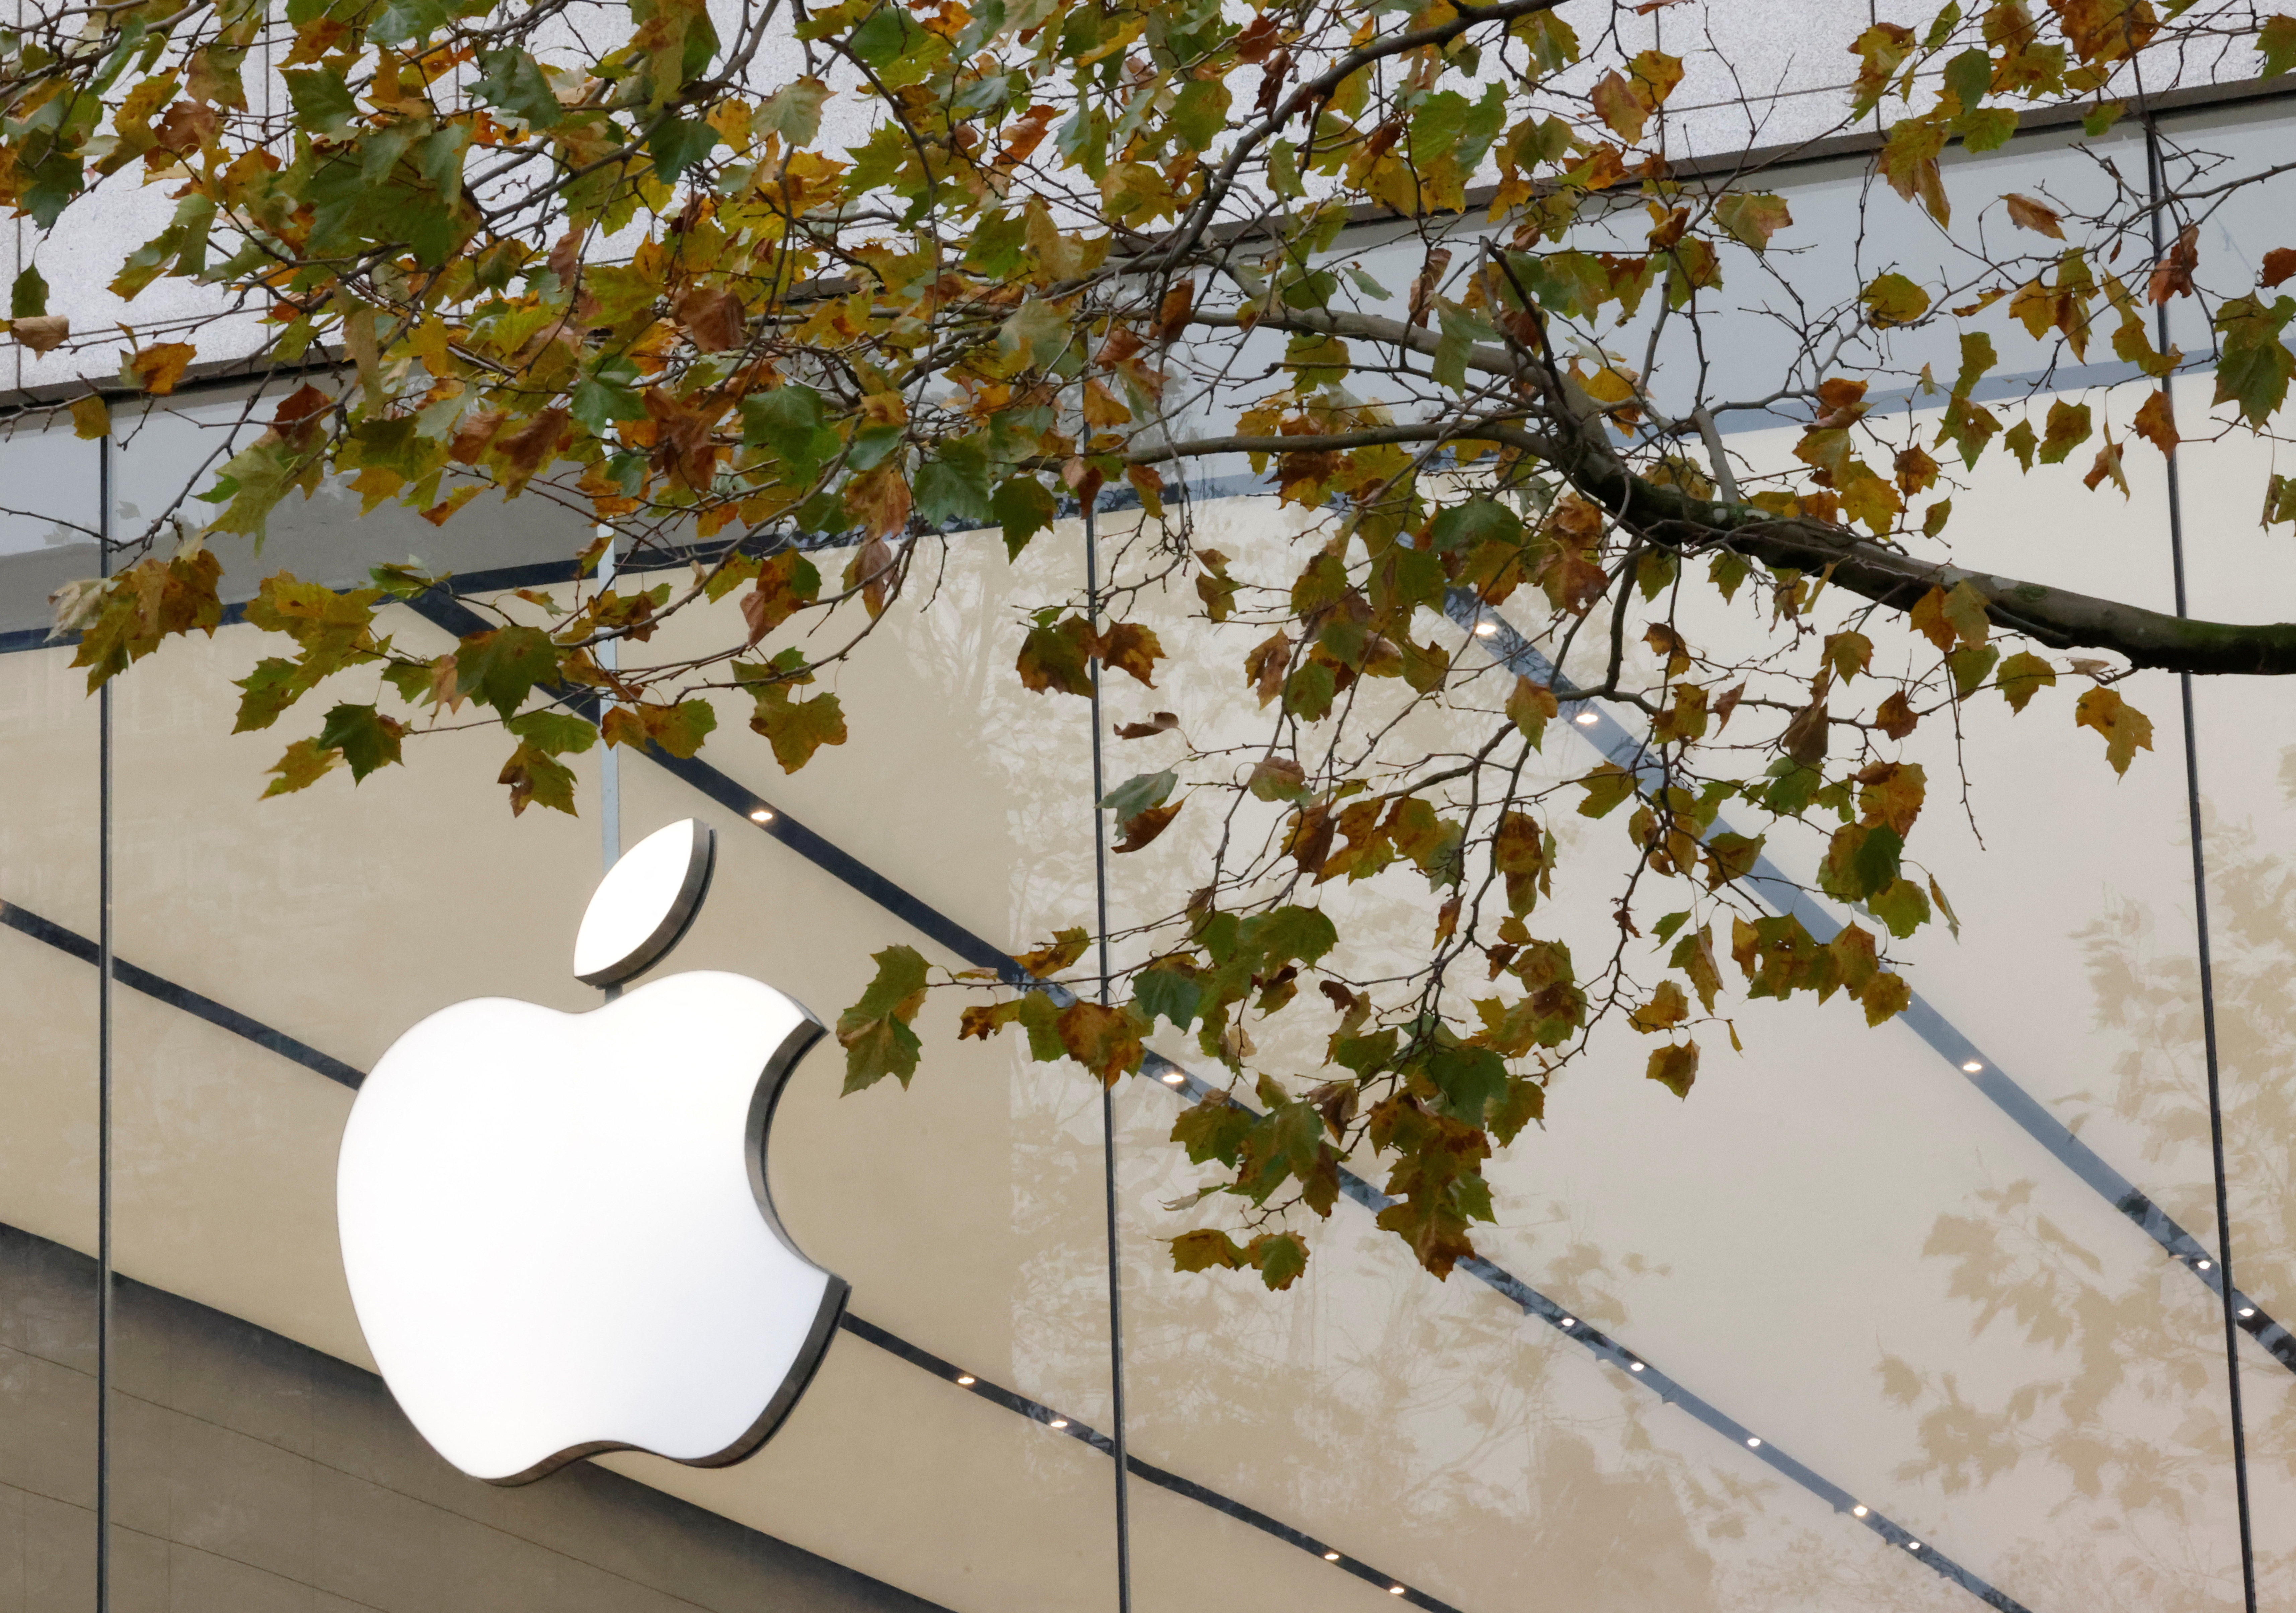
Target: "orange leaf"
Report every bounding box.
[2002,193,2064,239]
[129,341,197,395]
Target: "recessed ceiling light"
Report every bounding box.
[1746,1437,1761,1448]
[1472,621,1498,637]
[1323,1552,1340,1562]
[1961,1060,1983,1072]
[1560,1317,1576,1327]
[955,1375,975,1386]
[750,808,773,823]
[1575,711,1599,725]
[1161,1070,1185,1084]
[1049,1418,1068,1429]
[2241,1307,2257,1318]
[1852,1505,1868,1518]
[1907,1542,1922,1552]
[1389,1587,1406,1596]
[1629,1361,1645,1372]
[2198,1259,2212,1270]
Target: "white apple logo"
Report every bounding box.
[336,819,847,1485]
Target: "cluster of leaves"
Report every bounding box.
[14,0,2296,1293]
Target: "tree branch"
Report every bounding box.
[1157,315,2296,676]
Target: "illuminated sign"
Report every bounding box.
[336,819,845,1484]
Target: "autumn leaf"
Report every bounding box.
[260,736,339,797]
[1013,927,1089,978]
[837,945,930,1092]
[1094,622,1165,687]
[1170,1228,1245,1273]
[128,341,197,394]
[497,740,579,816]
[1713,192,1791,251]
[1017,615,1095,697]
[2002,193,2065,239]
[750,685,848,771]
[1646,1041,1698,1098]
[1113,800,1183,852]
[2074,687,2154,775]
[1861,272,1931,327]
[1057,1000,1145,1083]
[2133,389,2178,455]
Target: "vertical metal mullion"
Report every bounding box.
[2145,114,2258,1613]
[95,429,115,1613]
[1084,496,1134,1613]
[599,527,623,1000]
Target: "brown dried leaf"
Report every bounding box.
[11,315,69,355]
[2003,193,2065,239]
[1113,799,1182,853]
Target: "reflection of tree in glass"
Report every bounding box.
[1122,1120,1966,1612]
[1890,795,2296,1611]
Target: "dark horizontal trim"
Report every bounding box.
[1,900,363,1088]
[837,1314,1464,1611]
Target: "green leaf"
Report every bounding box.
[1134,965,1202,1031]
[836,945,931,1092]
[504,709,598,755]
[1282,661,1335,721]
[1861,272,1931,327]
[1575,762,1637,818]
[316,703,405,780]
[1169,1227,1245,1273]
[1866,877,1932,939]
[473,47,561,128]
[1171,78,1230,152]
[1172,1094,1253,1166]
[1953,331,1996,397]
[283,65,360,137]
[1713,192,1791,251]
[990,476,1056,559]
[371,0,452,45]
[750,686,847,771]
[1244,905,1338,970]
[1431,304,1495,393]
[1100,768,1176,819]
[1247,1231,1309,1290]
[454,625,559,718]
[757,76,829,146]
[232,657,307,732]
[1943,46,1990,112]
[10,264,47,319]
[2258,13,2296,78]
[1423,1041,1508,1125]
[914,440,995,528]
[2213,295,2296,427]
[497,740,579,816]
[649,115,720,182]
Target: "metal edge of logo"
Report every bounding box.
[575,819,720,988]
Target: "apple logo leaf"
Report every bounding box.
[336,815,850,1485]
[573,817,716,987]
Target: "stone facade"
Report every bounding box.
[0,1223,947,1613]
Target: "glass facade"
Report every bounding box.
[4,79,2294,1613]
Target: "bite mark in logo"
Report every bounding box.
[336,819,846,1484]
